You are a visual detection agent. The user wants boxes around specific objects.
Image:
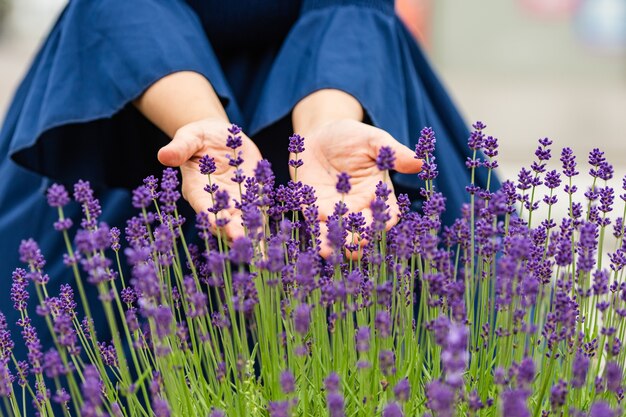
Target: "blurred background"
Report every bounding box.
[0,0,625,185]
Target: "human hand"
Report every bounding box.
[292,119,422,257]
[157,117,263,239]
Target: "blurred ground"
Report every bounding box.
[1,0,625,217]
[430,0,626,186]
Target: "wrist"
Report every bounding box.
[292,89,363,137]
[134,71,229,138]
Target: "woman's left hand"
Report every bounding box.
[292,119,422,257]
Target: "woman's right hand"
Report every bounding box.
[157,117,263,240]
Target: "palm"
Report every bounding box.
[159,118,263,239]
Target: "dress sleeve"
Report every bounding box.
[249,0,498,224]
[2,0,240,188]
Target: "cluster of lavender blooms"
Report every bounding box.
[0,122,625,417]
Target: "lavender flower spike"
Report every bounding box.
[46,183,70,208]
[226,124,243,149]
[336,172,351,195]
[376,146,395,171]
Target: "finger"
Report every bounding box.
[158,131,203,167]
[357,207,374,249]
[224,211,246,241]
[316,199,337,222]
[203,209,245,244]
[345,226,365,261]
[345,246,362,261]
[371,130,423,174]
[318,221,332,259]
[385,194,400,231]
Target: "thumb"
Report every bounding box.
[374,131,423,174]
[158,131,202,167]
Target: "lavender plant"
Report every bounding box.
[0,123,624,417]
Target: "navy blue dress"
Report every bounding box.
[0,0,495,346]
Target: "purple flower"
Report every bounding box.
[415,127,436,159]
[59,285,77,315]
[578,222,598,273]
[149,306,172,340]
[544,170,561,189]
[73,180,102,229]
[560,147,579,178]
[208,189,230,215]
[376,146,395,171]
[589,148,605,169]
[501,389,530,417]
[19,238,46,269]
[534,138,552,164]
[288,134,305,154]
[572,352,589,388]
[143,175,160,199]
[226,124,243,149]
[11,268,29,311]
[468,390,484,411]
[375,310,392,337]
[483,134,498,159]
[335,172,351,195]
[0,360,12,398]
[468,126,484,150]
[593,269,609,296]
[599,186,615,213]
[268,401,291,417]
[327,392,345,417]
[517,357,535,386]
[355,326,370,353]
[182,277,207,318]
[324,372,340,393]
[54,313,79,355]
[549,379,568,409]
[589,402,615,417]
[199,155,216,175]
[426,380,454,417]
[15,361,27,387]
[232,271,258,314]
[130,262,161,299]
[598,162,614,181]
[52,388,70,405]
[98,342,118,367]
[159,168,181,214]
[132,185,152,209]
[81,365,102,409]
[230,236,253,264]
[379,349,396,376]
[47,183,70,207]
[280,370,295,394]
[109,227,121,251]
[605,361,622,393]
[517,168,533,191]
[442,323,468,388]
[152,397,171,417]
[54,218,73,232]
[241,203,263,233]
[43,348,65,378]
[383,402,403,417]
[419,152,439,182]
[254,159,274,184]
[20,319,43,374]
[393,378,410,402]
[288,134,305,169]
[294,303,311,335]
